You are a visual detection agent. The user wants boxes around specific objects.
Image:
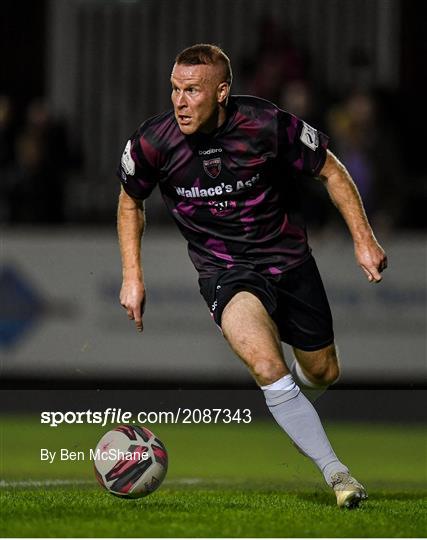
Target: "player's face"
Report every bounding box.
[171,63,228,135]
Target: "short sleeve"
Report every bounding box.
[277,110,329,176]
[116,130,160,200]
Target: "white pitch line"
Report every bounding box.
[0,477,210,489]
[0,479,94,488]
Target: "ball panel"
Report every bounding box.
[93,464,106,488]
[152,442,168,467]
[93,425,168,499]
[93,431,134,476]
[114,425,138,440]
[108,456,153,495]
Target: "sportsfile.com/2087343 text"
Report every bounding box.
[40,408,252,427]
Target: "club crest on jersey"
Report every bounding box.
[203,157,221,179]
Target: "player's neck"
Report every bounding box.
[199,106,227,135]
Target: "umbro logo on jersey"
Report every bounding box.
[203,157,222,178]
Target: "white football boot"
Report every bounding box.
[331,472,368,509]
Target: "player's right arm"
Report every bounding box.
[117,187,146,332]
[116,126,161,331]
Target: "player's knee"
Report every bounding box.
[309,354,340,386]
[251,357,287,386]
[323,361,340,385]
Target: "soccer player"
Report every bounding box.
[117,44,387,508]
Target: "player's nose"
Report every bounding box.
[175,92,187,108]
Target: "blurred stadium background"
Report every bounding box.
[1,0,426,412]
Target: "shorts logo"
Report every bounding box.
[203,157,221,179]
[300,122,319,151]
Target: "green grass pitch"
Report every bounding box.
[0,416,426,537]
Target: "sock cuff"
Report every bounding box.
[261,373,295,392]
[261,374,300,407]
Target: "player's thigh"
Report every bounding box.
[273,257,334,351]
[221,291,288,377]
[293,343,340,383]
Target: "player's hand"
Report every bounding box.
[354,237,387,283]
[120,279,146,332]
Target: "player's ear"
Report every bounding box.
[217,82,229,104]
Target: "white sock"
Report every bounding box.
[290,360,328,403]
[261,373,297,392]
[261,374,348,486]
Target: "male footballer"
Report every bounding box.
[117,44,387,508]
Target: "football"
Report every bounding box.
[93,425,168,498]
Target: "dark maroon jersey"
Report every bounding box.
[117,95,329,278]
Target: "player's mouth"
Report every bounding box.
[178,114,192,125]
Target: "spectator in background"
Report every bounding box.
[3,99,70,224]
[280,80,319,127]
[326,90,402,230]
[0,96,17,221]
[241,16,308,104]
[0,96,16,168]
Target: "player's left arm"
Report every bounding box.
[318,149,387,282]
